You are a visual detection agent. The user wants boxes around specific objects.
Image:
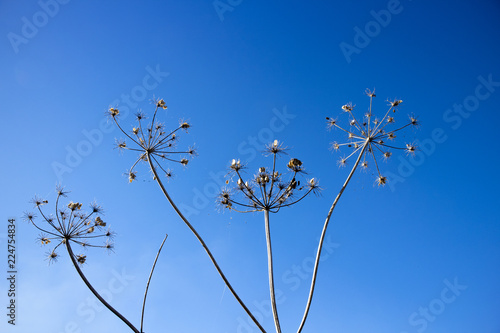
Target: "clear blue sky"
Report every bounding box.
[1,0,500,332]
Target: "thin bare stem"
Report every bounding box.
[146,153,267,333]
[140,234,168,333]
[264,209,282,333]
[296,139,368,333]
[65,241,139,333]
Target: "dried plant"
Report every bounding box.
[295,89,419,332]
[25,89,418,333]
[109,98,266,332]
[109,99,196,183]
[218,140,320,332]
[327,88,418,186]
[25,186,167,333]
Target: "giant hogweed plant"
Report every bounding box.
[26,90,418,332]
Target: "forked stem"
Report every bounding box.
[146,153,267,333]
[66,241,140,333]
[141,234,168,333]
[264,209,282,333]
[296,140,368,333]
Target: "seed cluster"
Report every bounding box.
[218,140,320,213]
[23,186,114,264]
[327,89,419,185]
[109,98,196,182]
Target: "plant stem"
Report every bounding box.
[141,234,168,333]
[264,209,282,333]
[296,140,368,333]
[65,241,140,333]
[147,154,267,333]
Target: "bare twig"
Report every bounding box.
[141,234,168,333]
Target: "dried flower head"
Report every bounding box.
[157,99,167,109]
[219,141,319,213]
[111,98,196,182]
[327,89,419,186]
[108,107,119,117]
[25,187,113,264]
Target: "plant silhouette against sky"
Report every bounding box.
[26,89,418,333]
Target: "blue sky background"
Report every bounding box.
[1,0,500,332]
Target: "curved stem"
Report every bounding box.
[264,209,281,333]
[141,234,168,333]
[296,140,368,333]
[146,154,267,333]
[65,241,139,333]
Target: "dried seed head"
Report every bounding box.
[365,89,376,98]
[388,99,403,107]
[67,202,82,210]
[95,216,106,227]
[326,117,338,130]
[128,171,137,183]
[76,255,87,265]
[410,116,419,127]
[109,108,119,117]
[376,176,387,186]
[287,158,303,171]
[265,139,287,155]
[406,144,417,155]
[157,99,167,109]
[47,251,58,263]
[230,159,242,172]
[342,103,354,112]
